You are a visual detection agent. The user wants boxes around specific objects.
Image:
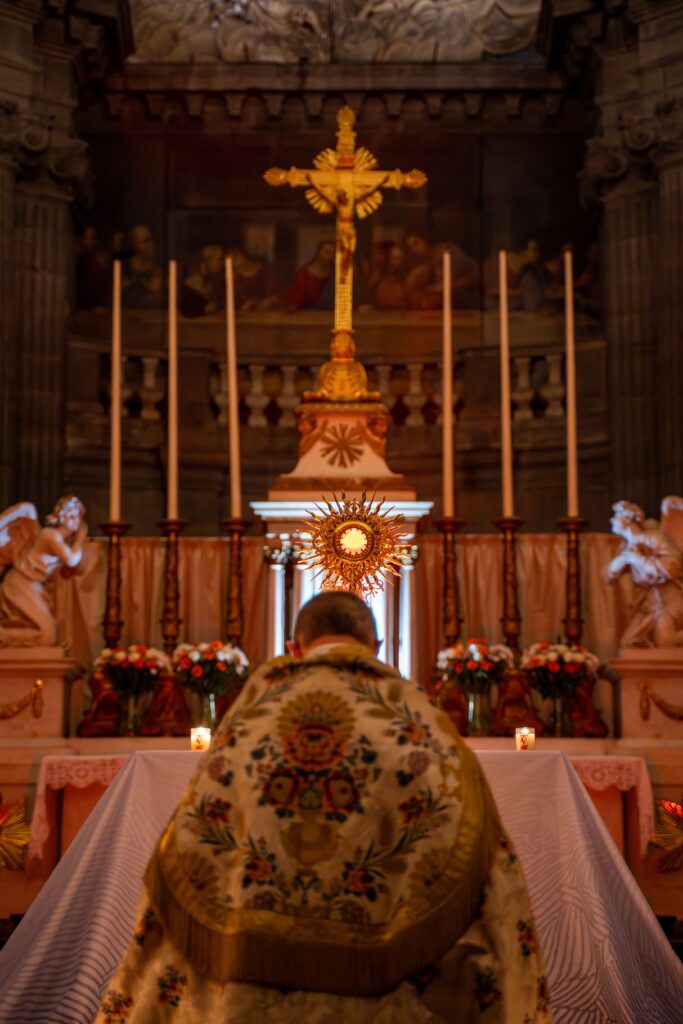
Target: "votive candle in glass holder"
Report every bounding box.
[191,727,211,751]
[515,727,536,751]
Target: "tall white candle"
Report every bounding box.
[225,257,242,519]
[167,261,179,520]
[498,250,514,518]
[442,249,454,517]
[109,261,122,522]
[564,248,579,517]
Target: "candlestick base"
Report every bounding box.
[558,515,588,645]
[492,515,524,652]
[159,518,190,655]
[221,517,249,648]
[99,521,132,649]
[435,516,465,647]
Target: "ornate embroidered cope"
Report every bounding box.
[145,645,499,995]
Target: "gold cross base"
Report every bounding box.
[305,329,380,403]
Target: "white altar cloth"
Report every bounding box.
[0,750,681,1024]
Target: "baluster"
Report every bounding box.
[540,353,564,418]
[213,362,228,426]
[120,355,132,418]
[511,356,533,423]
[375,363,392,406]
[405,363,424,426]
[279,365,298,427]
[140,356,162,422]
[248,363,268,427]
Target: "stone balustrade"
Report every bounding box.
[68,340,595,438]
[65,310,607,532]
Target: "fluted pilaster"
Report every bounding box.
[602,180,659,512]
[14,183,72,510]
[0,158,17,507]
[657,155,683,495]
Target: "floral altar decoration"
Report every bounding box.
[435,639,514,736]
[173,641,249,730]
[520,642,601,737]
[91,644,172,736]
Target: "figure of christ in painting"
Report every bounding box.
[122,225,164,308]
[95,592,552,1024]
[372,243,411,310]
[281,239,336,310]
[180,245,226,318]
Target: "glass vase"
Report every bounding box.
[466,690,490,737]
[201,691,217,731]
[122,692,137,736]
[551,694,572,737]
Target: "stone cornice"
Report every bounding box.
[91,59,576,126]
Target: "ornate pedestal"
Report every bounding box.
[611,647,683,738]
[268,400,413,501]
[0,648,75,738]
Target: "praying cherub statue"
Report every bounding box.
[0,496,87,647]
[607,497,683,647]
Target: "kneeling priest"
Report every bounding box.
[96,591,552,1023]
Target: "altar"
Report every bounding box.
[1,750,681,1024]
[2,100,683,1002]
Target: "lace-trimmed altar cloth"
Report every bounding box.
[28,754,129,860]
[26,752,655,861]
[569,754,654,854]
[4,750,682,1024]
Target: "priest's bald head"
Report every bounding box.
[287,591,380,658]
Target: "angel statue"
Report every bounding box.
[606,497,683,647]
[0,496,87,647]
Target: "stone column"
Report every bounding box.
[601,178,659,512]
[656,153,683,496]
[14,181,73,510]
[0,156,17,507]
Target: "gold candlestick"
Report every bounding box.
[558,515,587,643]
[435,516,465,646]
[100,521,131,648]
[492,515,523,651]
[159,518,189,655]
[222,518,247,646]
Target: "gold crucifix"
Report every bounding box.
[264,106,427,401]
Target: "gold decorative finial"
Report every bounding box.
[264,107,427,401]
[299,492,409,596]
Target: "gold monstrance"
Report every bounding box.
[265,107,427,401]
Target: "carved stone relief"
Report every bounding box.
[129,0,541,64]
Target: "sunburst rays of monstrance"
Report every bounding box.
[299,492,410,598]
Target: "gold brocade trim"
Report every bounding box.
[640,681,683,721]
[145,739,497,996]
[264,644,403,682]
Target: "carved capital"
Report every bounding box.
[580,135,633,205]
[0,104,89,192]
[582,99,683,202]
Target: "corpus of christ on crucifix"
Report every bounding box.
[0,4,683,1018]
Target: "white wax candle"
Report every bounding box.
[191,726,211,751]
[225,257,242,520]
[564,248,579,518]
[167,261,179,520]
[515,727,536,751]
[442,250,454,517]
[109,261,122,522]
[498,251,514,518]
